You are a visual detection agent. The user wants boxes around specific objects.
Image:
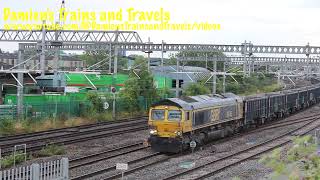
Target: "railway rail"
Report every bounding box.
[71,152,169,180]
[0,116,148,155]
[193,112,320,151]
[243,113,320,134]
[0,116,147,141]
[69,142,147,169]
[162,115,320,180]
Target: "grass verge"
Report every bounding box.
[37,144,65,157]
[0,151,28,168]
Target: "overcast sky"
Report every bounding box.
[0,0,319,56]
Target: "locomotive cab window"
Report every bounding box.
[151,109,165,120]
[168,110,182,121]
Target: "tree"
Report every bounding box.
[77,50,128,71]
[183,82,210,96]
[119,56,158,112]
[77,51,108,68]
[167,51,226,70]
[119,77,140,111]
[87,92,104,113]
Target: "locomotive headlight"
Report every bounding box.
[150,129,158,135]
[175,131,182,136]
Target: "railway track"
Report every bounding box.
[71,152,171,180]
[162,116,320,180]
[0,116,148,155]
[69,142,147,169]
[245,113,320,133]
[0,116,147,141]
[68,112,320,179]
[192,112,320,152]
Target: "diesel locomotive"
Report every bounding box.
[148,84,320,153]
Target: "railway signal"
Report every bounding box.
[111,86,116,120]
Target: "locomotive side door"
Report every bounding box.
[182,111,192,132]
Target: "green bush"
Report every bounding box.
[183,83,210,96]
[0,152,26,168]
[0,118,15,135]
[37,144,65,157]
[96,112,113,122]
[260,135,320,179]
[223,74,280,95]
[19,119,33,133]
[119,59,158,112]
[87,92,104,113]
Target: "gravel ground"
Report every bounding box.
[66,129,150,178]
[85,153,168,180]
[70,147,158,179]
[65,129,149,159]
[204,128,320,180]
[202,159,272,180]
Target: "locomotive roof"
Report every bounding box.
[152,93,242,110]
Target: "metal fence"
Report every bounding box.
[0,102,89,121]
[0,158,69,180]
[0,95,168,121]
[0,105,16,120]
[23,101,90,120]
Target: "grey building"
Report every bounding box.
[0,52,85,71]
[0,61,11,70]
[0,53,17,68]
[151,66,211,88]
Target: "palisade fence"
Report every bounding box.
[0,100,91,121]
[0,105,17,120]
[0,95,168,121]
[23,100,91,120]
[0,158,69,180]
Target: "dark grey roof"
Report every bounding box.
[152,93,242,110]
[0,61,11,68]
[152,66,210,73]
[151,66,211,82]
[0,52,82,62]
[44,55,83,62]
